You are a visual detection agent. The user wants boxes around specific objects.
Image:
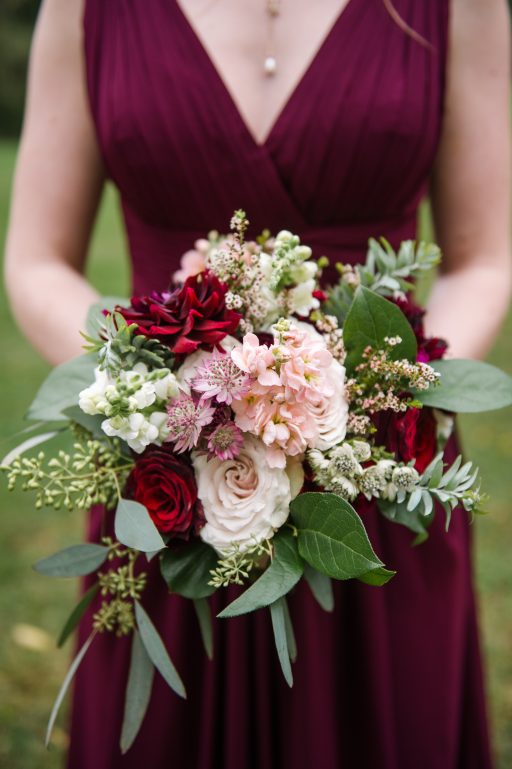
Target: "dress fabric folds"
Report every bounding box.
[68,1,494,767]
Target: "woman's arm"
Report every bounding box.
[427,0,511,359]
[4,0,104,366]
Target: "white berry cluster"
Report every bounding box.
[308,441,420,503]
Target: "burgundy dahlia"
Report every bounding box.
[117,271,241,355]
[126,446,204,538]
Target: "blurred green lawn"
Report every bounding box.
[0,139,512,768]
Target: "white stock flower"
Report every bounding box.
[102,413,160,454]
[131,381,157,409]
[193,434,301,554]
[287,279,320,316]
[153,371,180,401]
[78,367,110,415]
[289,260,318,284]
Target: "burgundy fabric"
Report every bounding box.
[68,1,493,767]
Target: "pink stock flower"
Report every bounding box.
[230,323,336,468]
[192,348,250,405]
[166,393,215,452]
[278,326,333,403]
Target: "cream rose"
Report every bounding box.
[193,434,302,554]
[307,359,349,451]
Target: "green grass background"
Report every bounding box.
[0,139,511,767]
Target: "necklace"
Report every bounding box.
[263,0,280,76]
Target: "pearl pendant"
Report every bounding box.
[264,56,277,76]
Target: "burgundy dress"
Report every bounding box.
[69,1,493,767]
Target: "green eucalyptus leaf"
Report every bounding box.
[61,405,105,438]
[343,286,417,374]
[114,499,166,554]
[269,598,294,687]
[193,598,214,660]
[160,540,218,599]
[135,601,186,699]
[120,630,155,754]
[290,492,395,585]
[26,354,97,422]
[416,359,512,413]
[1,430,61,467]
[57,583,100,647]
[378,498,433,538]
[45,632,96,747]
[282,597,297,663]
[33,544,109,578]
[217,529,304,619]
[303,564,334,612]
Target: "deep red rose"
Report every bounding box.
[117,271,241,355]
[393,296,448,362]
[126,446,204,537]
[376,407,437,473]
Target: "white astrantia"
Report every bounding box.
[193,434,303,554]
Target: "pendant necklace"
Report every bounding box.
[263,0,280,76]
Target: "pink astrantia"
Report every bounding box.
[166,393,215,453]
[192,349,250,405]
[206,421,244,461]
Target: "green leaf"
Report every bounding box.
[416,359,512,413]
[193,598,214,660]
[85,296,128,338]
[160,540,218,599]
[57,583,100,648]
[282,597,297,663]
[342,286,417,374]
[1,430,61,467]
[61,405,105,438]
[269,598,293,687]
[115,499,166,554]
[378,498,433,538]
[33,544,109,577]
[217,529,304,618]
[45,631,96,747]
[303,564,334,612]
[120,630,155,754]
[135,601,186,699]
[290,492,395,585]
[26,354,97,422]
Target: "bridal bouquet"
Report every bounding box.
[3,210,512,752]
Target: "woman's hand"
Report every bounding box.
[4,0,104,365]
[427,0,511,360]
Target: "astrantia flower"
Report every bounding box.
[166,393,215,452]
[207,421,244,461]
[116,271,241,355]
[192,348,250,405]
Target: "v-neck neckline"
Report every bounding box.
[175,0,357,151]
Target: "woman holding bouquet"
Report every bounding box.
[4,1,511,767]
